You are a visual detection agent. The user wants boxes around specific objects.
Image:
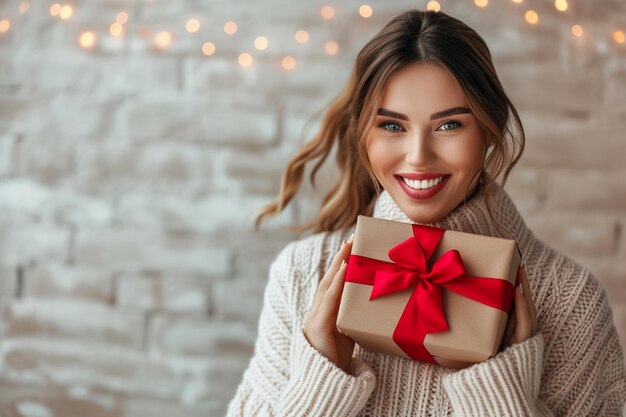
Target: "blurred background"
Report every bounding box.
[0,0,625,416]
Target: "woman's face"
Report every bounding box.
[366,61,487,224]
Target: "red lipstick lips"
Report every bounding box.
[395,173,451,200]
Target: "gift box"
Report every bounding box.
[336,215,521,369]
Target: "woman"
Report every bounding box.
[227,9,626,416]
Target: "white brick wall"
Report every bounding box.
[1,0,625,415]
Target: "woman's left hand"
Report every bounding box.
[502,264,538,348]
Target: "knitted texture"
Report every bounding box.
[226,184,626,416]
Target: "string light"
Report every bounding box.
[281,56,296,70]
[320,6,335,19]
[426,1,441,12]
[0,19,10,33]
[186,18,200,33]
[3,2,623,63]
[324,41,339,55]
[110,22,123,37]
[154,31,172,48]
[359,5,373,18]
[79,31,96,48]
[295,30,309,44]
[525,10,539,24]
[555,0,568,12]
[49,3,61,16]
[59,4,73,20]
[116,12,128,24]
[224,21,237,35]
[254,36,269,50]
[202,42,216,55]
[238,52,253,67]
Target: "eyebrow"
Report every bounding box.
[377,106,472,121]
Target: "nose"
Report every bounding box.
[404,131,435,168]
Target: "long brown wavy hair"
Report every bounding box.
[255,9,525,234]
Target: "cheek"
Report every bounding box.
[446,136,485,173]
[365,137,388,174]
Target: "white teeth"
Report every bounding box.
[402,176,445,190]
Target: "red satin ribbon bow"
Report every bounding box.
[345,224,515,363]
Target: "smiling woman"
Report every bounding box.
[367,62,488,224]
[228,8,626,417]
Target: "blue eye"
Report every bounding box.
[438,120,462,131]
[379,121,405,132]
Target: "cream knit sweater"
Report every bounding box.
[226,184,626,416]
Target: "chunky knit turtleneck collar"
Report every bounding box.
[372,183,536,255]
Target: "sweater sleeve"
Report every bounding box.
[442,267,626,417]
[225,240,377,417]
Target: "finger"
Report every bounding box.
[319,239,352,293]
[317,260,348,324]
[510,284,532,345]
[518,265,538,335]
[309,240,352,317]
[501,303,516,350]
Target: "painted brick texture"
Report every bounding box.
[1,0,625,416]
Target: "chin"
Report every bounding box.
[400,205,449,225]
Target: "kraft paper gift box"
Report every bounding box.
[336,215,521,369]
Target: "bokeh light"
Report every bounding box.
[525,10,539,24]
[202,42,216,56]
[320,6,335,19]
[281,56,296,70]
[79,31,96,48]
[224,21,237,35]
[359,5,373,18]
[238,53,253,67]
[427,1,441,12]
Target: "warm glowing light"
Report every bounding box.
[359,5,373,18]
[110,22,123,37]
[614,30,626,44]
[238,53,253,67]
[186,18,200,33]
[426,1,441,12]
[320,6,335,19]
[50,3,61,16]
[79,31,96,48]
[295,30,309,44]
[116,12,128,24]
[19,1,30,13]
[571,25,583,37]
[202,42,216,56]
[224,21,237,35]
[281,56,296,70]
[0,19,10,33]
[555,0,568,12]
[525,10,539,24]
[324,41,339,55]
[254,36,269,50]
[59,4,73,20]
[155,31,172,48]
[512,0,523,3]
[137,26,150,37]
[474,0,488,7]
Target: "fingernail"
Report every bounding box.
[348,233,355,242]
[341,240,347,248]
[517,284,524,296]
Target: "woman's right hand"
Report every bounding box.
[303,236,355,373]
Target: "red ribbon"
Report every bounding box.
[345,224,515,363]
